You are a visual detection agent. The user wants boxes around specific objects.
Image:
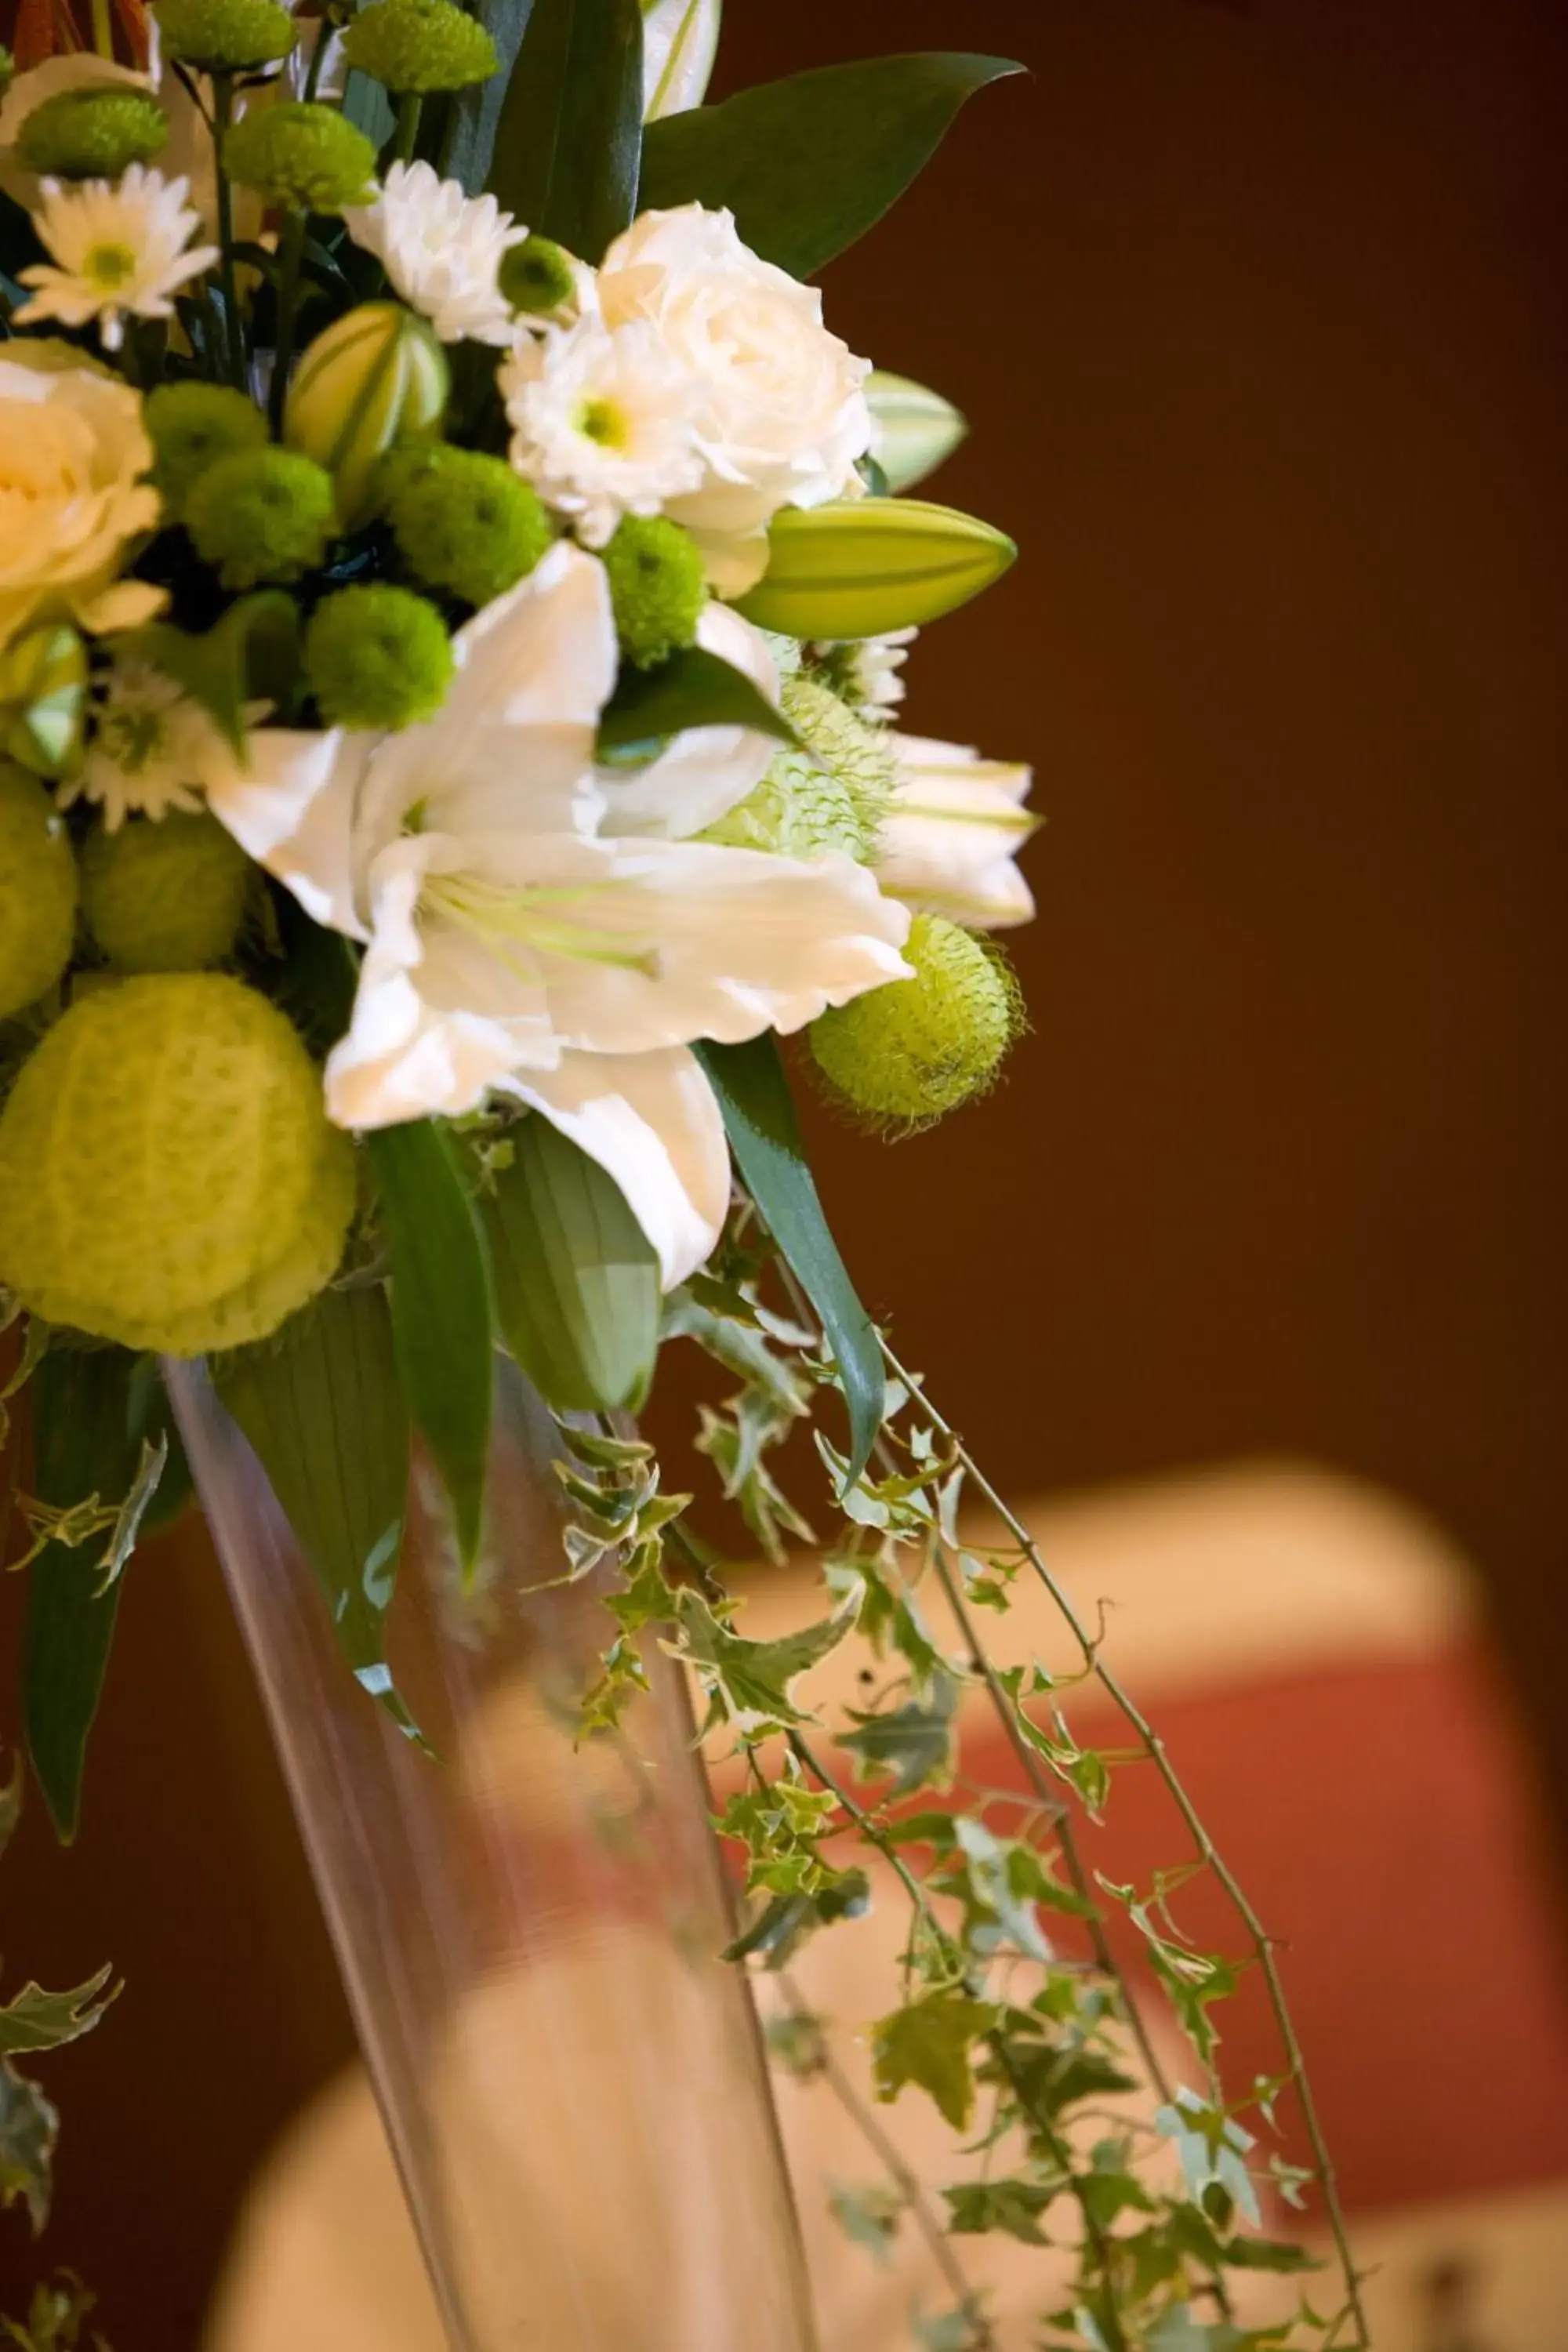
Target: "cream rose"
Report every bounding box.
[596,204,873,595]
[0,344,165,651]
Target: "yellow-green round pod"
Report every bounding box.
[734,499,1015,640]
[808,913,1021,1130]
[283,300,448,530]
[0,764,78,1019]
[81,811,250,972]
[0,973,355,1354]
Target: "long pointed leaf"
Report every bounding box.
[24,1348,141,1843]
[214,1286,423,1740]
[366,1121,494,1570]
[641,52,1025,279]
[695,1036,882,1486]
[486,0,644,260]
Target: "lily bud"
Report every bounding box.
[735,499,1015,641]
[642,0,721,120]
[0,621,88,779]
[866,370,967,494]
[876,735,1037,931]
[482,1117,661,1415]
[283,300,448,530]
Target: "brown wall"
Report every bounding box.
[2,0,1566,2336]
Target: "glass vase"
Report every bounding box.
[166,1356,818,2352]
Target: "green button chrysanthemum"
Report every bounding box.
[0,974,356,1354]
[144,380,269,517]
[808,913,1021,1130]
[602,514,706,671]
[497,234,577,318]
[153,0,296,67]
[82,811,250,972]
[0,764,78,1022]
[223,101,376,213]
[342,0,498,93]
[387,445,553,608]
[185,447,336,588]
[15,88,169,178]
[304,584,454,729]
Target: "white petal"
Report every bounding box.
[354,540,616,854]
[205,725,371,938]
[877,735,1038,931]
[595,603,780,841]
[324,851,540,1129]
[641,0,721,120]
[503,1047,731,1290]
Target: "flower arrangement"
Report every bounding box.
[0,2,1370,2347]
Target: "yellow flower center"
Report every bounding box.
[575,397,628,451]
[84,241,138,292]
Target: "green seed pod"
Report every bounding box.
[865,370,967,495]
[285,301,449,530]
[734,499,1015,641]
[481,1117,660,1414]
[81,811,249,971]
[0,974,355,1354]
[808,913,1021,1130]
[0,622,88,779]
[0,764,78,1019]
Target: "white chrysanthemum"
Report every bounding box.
[499,315,705,548]
[63,662,249,831]
[343,162,527,348]
[16,165,218,353]
[597,204,873,593]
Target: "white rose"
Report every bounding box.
[0,343,164,651]
[597,204,873,595]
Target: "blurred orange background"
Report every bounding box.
[2,0,1566,2337]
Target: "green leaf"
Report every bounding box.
[0,1758,19,1864]
[214,1284,424,1742]
[640,53,1024,278]
[733,498,1016,641]
[342,66,396,151]
[837,1671,957,1795]
[871,1988,996,2131]
[482,1116,660,1414]
[596,644,800,759]
[367,1120,494,1571]
[673,1586,857,1724]
[828,2180,905,2263]
[0,1967,117,2060]
[24,1348,142,1843]
[1220,2235,1322,2274]
[942,2175,1059,2246]
[116,590,301,750]
[440,0,538,194]
[0,2061,58,2235]
[487,0,644,260]
[695,1035,883,1486]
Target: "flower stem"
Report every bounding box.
[391,90,423,165]
[210,73,246,391]
[89,0,114,58]
[267,209,308,434]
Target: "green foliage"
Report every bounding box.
[0,2061,58,2234]
[365,1122,494,1573]
[872,1991,997,2131]
[118,592,301,751]
[486,0,644,263]
[0,1969,117,2061]
[640,53,1025,279]
[481,1115,661,1414]
[214,1283,422,1741]
[674,1586,857,1729]
[0,2273,107,2351]
[695,1036,884,1485]
[597,643,797,760]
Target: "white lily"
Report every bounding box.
[641,0,722,121]
[594,601,781,841]
[209,542,910,1284]
[875,734,1038,930]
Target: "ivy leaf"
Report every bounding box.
[0,1966,118,2059]
[214,1284,425,1744]
[871,1989,996,2130]
[367,1120,494,1572]
[915,2314,991,2352]
[828,2180,905,2263]
[0,1759,19,1865]
[672,1586,858,1725]
[1220,2235,1323,2274]
[24,1348,143,1843]
[942,2174,1059,2246]
[695,1035,883,1486]
[596,644,800,759]
[487,0,644,261]
[641,53,1025,278]
[0,2061,57,2234]
[116,590,299,750]
[837,1670,957,1795]
[721,1865,871,1967]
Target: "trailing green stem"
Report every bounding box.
[267,210,309,434]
